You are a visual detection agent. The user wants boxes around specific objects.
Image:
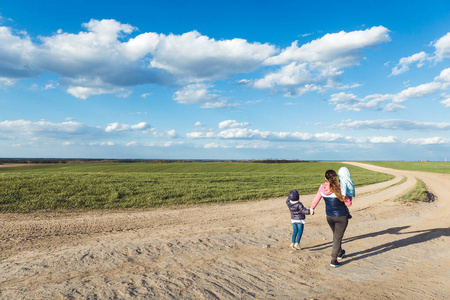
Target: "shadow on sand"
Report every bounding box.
[305,226,450,264]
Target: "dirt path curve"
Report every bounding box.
[0,163,449,299]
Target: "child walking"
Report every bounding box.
[338,167,355,219]
[286,189,312,250]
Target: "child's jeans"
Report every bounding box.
[292,223,304,244]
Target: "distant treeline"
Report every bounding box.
[0,158,317,164]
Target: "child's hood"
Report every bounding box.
[321,182,333,195]
[338,167,351,180]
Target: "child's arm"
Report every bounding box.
[299,202,311,215]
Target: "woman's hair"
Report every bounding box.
[325,170,345,202]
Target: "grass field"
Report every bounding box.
[0,162,393,213]
[363,161,450,174]
[398,179,429,203]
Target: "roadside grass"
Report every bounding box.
[362,161,450,174]
[397,178,431,203]
[0,162,393,213]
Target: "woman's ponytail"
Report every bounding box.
[325,170,345,202]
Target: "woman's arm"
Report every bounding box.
[310,187,322,209]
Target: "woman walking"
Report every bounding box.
[311,170,352,267]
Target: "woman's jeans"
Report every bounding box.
[326,215,348,260]
[291,223,304,244]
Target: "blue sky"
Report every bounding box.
[1,0,450,160]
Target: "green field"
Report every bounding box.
[398,179,429,203]
[0,162,393,213]
[363,161,450,174]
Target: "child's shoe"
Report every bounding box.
[337,249,346,260]
[330,260,341,267]
[294,243,301,250]
[290,243,295,249]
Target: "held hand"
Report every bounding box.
[310,208,314,215]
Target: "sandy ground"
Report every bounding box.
[0,162,449,299]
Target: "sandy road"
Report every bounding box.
[0,162,449,299]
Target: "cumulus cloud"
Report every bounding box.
[0,119,158,146]
[388,31,450,76]
[434,32,450,60]
[0,19,276,100]
[0,77,17,87]
[0,119,103,139]
[264,26,390,67]
[253,62,315,89]
[329,67,450,110]
[218,120,250,129]
[329,92,391,111]
[334,119,450,131]
[105,121,151,132]
[173,83,237,108]
[405,137,448,145]
[194,121,207,127]
[247,26,390,95]
[149,30,276,82]
[0,26,38,78]
[351,136,398,144]
[390,51,428,76]
[187,127,345,142]
[151,129,179,138]
[185,126,436,146]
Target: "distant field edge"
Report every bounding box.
[359,161,450,174]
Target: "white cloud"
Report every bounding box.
[440,98,450,107]
[44,83,57,89]
[252,62,315,89]
[393,81,441,102]
[329,92,391,111]
[0,77,17,87]
[173,83,237,108]
[151,129,179,138]
[390,51,428,76]
[435,67,450,83]
[265,26,390,67]
[149,30,277,82]
[89,141,116,146]
[334,119,450,131]
[0,26,38,78]
[186,131,217,139]
[194,121,206,127]
[434,32,450,59]
[66,86,118,99]
[0,19,276,99]
[188,127,344,142]
[329,68,450,111]
[383,103,406,112]
[405,137,448,145]
[249,26,390,96]
[105,121,151,132]
[0,119,103,139]
[203,141,270,149]
[218,120,250,129]
[364,136,398,143]
[185,126,437,147]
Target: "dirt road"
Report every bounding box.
[0,162,449,299]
